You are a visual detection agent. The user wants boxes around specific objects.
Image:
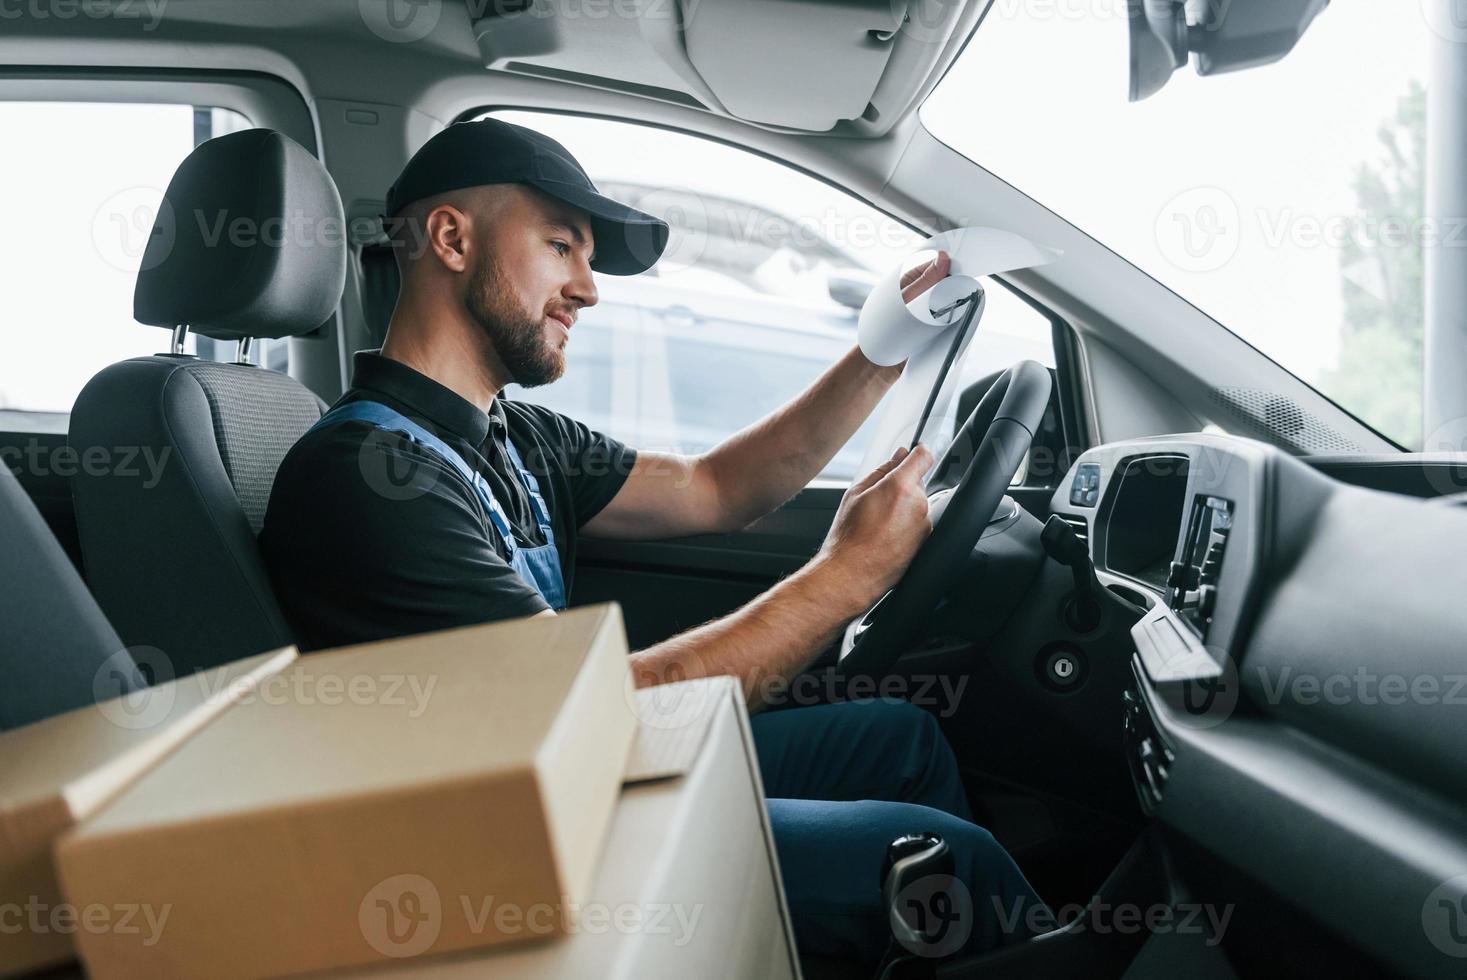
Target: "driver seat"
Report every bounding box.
[69,129,347,671]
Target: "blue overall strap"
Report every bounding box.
[502,439,555,538]
[496,436,568,610]
[309,400,568,609]
[498,434,568,611]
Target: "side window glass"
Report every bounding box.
[0,102,255,425]
[484,109,1055,483]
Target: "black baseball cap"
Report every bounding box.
[385,118,669,276]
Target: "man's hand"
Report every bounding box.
[901,250,952,303]
[813,444,935,617]
[868,251,952,381]
[625,443,936,709]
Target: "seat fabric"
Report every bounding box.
[69,128,346,670]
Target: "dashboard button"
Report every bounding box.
[1070,464,1102,507]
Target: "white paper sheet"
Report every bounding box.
[855,228,1061,476]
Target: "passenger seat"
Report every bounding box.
[69,129,347,672]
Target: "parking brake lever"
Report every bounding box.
[1041,515,1103,633]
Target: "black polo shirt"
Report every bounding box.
[260,351,636,651]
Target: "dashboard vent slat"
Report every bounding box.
[1058,514,1089,544]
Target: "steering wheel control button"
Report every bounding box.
[1069,463,1103,507]
[1037,644,1087,692]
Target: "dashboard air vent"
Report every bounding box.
[1057,514,1089,545]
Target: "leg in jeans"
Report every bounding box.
[751,699,1048,961]
[751,698,972,818]
[767,798,1048,962]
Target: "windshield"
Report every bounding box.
[922,5,1431,448]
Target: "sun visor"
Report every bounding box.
[683,0,983,132]
[471,0,974,134]
[683,0,901,131]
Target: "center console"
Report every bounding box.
[1047,435,1280,817]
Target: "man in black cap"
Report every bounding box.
[262,118,1046,965]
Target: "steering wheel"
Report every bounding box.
[837,360,1053,676]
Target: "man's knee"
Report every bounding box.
[852,699,955,776]
[848,697,943,743]
[839,698,967,816]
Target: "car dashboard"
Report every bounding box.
[1046,433,1467,979]
[1049,435,1276,689]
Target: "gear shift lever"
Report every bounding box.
[875,833,956,979]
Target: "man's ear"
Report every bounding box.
[424,204,472,274]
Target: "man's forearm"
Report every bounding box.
[627,556,867,712]
[702,346,900,528]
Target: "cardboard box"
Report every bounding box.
[57,604,638,980]
[0,646,297,978]
[324,677,801,980]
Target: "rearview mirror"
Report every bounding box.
[1128,0,1330,102]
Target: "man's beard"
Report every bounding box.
[466,254,566,388]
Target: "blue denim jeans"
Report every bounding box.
[752,698,1049,963]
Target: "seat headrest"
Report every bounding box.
[134,129,348,341]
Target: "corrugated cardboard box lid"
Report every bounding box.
[74,605,624,835]
[0,645,297,848]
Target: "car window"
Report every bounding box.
[482,109,1055,483]
[0,102,259,422]
[922,7,1430,449]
